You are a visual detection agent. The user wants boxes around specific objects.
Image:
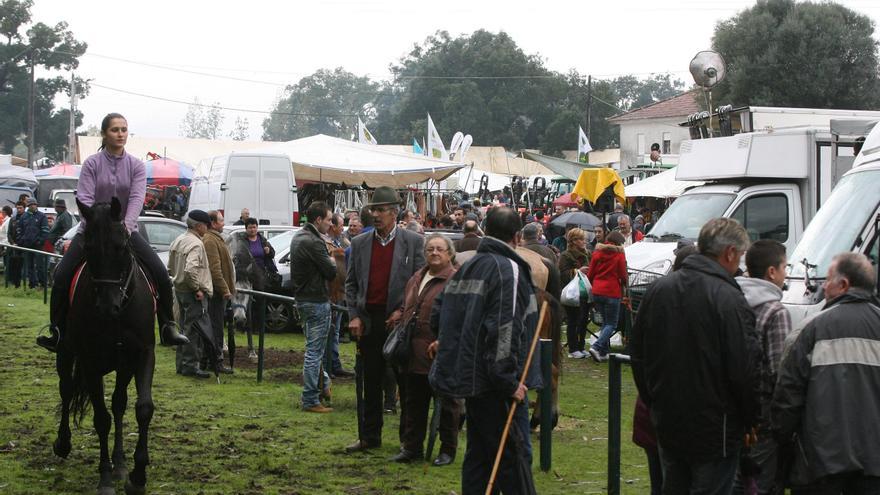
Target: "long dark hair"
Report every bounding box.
[98,113,126,151]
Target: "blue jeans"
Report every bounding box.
[323,308,344,374]
[591,295,620,355]
[299,301,331,408]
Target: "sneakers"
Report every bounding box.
[568,351,585,359]
[588,348,609,363]
[303,404,333,413]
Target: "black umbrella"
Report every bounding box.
[550,211,602,229]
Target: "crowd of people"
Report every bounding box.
[1,194,72,290]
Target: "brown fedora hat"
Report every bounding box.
[365,186,401,207]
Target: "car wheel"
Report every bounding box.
[265,300,298,333]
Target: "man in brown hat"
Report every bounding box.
[344,186,425,454]
[47,199,73,247]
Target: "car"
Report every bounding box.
[57,216,188,268]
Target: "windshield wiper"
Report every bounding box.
[659,232,683,240]
[644,233,659,240]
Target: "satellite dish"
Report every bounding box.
[689,50,727,89]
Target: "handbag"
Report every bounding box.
[561,271,592,307]
[382,316,415,366]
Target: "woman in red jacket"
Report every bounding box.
[586,231,627,361]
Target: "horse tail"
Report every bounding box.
[69,355,92,428]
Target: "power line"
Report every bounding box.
[90,83,359,118]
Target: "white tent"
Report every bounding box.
[0,163,37,189]
[252,134,464,187]
[624,167,703,198]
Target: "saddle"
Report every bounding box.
[70,260,157,311]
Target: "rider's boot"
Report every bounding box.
[38,289,66,353]
[156,286,189,346]
[36,324,61,353]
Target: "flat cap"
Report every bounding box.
[26,197,37,206]
[187,209,211,225]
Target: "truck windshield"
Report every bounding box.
[647,193,736,240]
[788,170,880,279]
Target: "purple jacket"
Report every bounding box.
[77,149,146,233]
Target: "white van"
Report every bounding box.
[188,153,299,225]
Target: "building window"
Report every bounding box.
[637,134,646,155]
[662,132,671,154]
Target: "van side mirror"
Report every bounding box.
[280,253,290,264]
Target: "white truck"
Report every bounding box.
[626,124,866,277]
[188,152,299,225]
[782,118,880,326]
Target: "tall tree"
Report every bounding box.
[180,98,224,139]
[262,68,377,141]
[228,116,249,141]
[612,73,685,112]
[0,0,87,160]
[711,0,880,108]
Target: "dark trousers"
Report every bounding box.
[644,446,663,495]
[22,249,46,288]
[401,373,462,457]
[175,292,209,373]
[660,446,740,495]
[248,295,266,337]
[564,302,589,353]
[5,251,22,287]
[208,294,226,363]
[792,473,880,495]
[358,306,391,446]
[51,232,174,334]
[462,394,535,495]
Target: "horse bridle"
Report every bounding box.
[90,253,138,308]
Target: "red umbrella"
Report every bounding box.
[552,192,579,208]
[34,163,81,177]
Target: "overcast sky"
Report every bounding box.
[31,0,880,142]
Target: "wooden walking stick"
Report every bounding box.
[485,301,549,495]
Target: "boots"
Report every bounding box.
[159,322,190,346]
[36,325,60,353]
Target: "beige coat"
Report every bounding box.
[168,229,213,297]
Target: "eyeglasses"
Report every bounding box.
[425,247,448,253]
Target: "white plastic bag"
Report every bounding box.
[561,271,591,306]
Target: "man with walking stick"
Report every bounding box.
[430,207,542,495]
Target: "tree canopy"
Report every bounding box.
[711,0,880,108]
[0,0,87,160]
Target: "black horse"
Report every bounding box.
[54,198,156,495]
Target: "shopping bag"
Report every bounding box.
[561,271,592,307]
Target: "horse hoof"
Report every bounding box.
[124,480,146,495]
[53,438,71,459]
[97,486,116,495]
[112,466,128,481]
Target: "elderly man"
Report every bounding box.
[430,207,541,494]
[290,201,338,413]
[346,216,363,241]
[344,186,425,453]
[521,222,557,265]
[772,253,880,493]
[203,210,234,374]
[169,210,215,379]
[616,215,643,247]
[630,218,761,493]
[233,208,250,226]
[455,219,482,252]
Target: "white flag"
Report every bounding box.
[358,118,377,146]
[448,131,464,159]
[427,114,448,161]
[458,134,473,163]
[578,126,593,163]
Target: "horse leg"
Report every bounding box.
[111,368,134,481]
[88,376,115,495]
[125,351,154,495]
[54,350,74,459]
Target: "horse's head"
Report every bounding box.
[231,279,252,326]
[77,197,133,319]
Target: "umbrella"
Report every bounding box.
[550,211,602,229]
[34,163,81,177]
[144,157,194,187]
[552,192,579,208]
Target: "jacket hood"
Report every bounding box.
[596,242,624,253]
[681,254,741,291]
[735,276,782,308]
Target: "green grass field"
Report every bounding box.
[0,287,649,494]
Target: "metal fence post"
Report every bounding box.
[43,253,48,304]
[257,295,266,383]
[539,339,553,472]
[607,353,624,495]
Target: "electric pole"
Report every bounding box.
[67,73,77,163]
[586,74,592,137]
[27,49,35,170]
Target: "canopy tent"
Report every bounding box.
[252,134,464,187]
[520,151,602,181]
[625,167,703,199]
[572,168,626,205]
[144,157,194,187]
[34,163,81,177]
[0,163,37,190]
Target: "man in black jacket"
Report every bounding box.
[772,253,880,493]
[289,201,337,413]
[630,217,761,494]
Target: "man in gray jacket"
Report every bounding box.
[344,186,425,453]
[772,253,880,493]
[289,201,337,413]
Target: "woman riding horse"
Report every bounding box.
[38,113,188,352]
